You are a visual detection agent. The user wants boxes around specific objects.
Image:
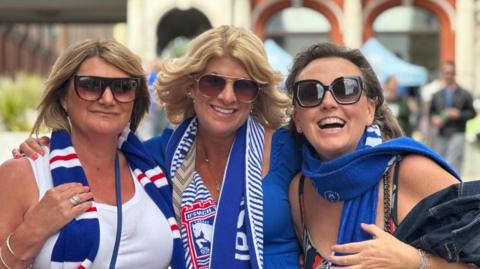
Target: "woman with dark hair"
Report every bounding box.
[287,43,477,268]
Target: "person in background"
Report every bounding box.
[287,43,476,269]
[0,39,184,269]
[384,75,413,136]
[429,61,476,175]
[14,26,302,269]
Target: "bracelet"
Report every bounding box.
[418,249,428,269]
[6,233,27,262]
[0,247,12,269]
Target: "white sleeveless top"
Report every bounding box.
[28,149,173,269]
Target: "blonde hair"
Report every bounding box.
[155,25,290,128]
[31,39,149,135]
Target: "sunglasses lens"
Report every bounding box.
[331,78,362,104]
[296,81,323,107]
[76,76,102,101]
[233,79,259,102]
[75,76,138,103]
[110,78,138,102]
[198,75,226,97]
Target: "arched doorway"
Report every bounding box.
[264,7,330,56]
[374,6,440,78]
[156,8,211,57]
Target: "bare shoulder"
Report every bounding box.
[398,154,458,199]
[289,172,302,202]
[288,172,303,238]
[0,158,38,202]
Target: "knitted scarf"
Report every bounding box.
[302,125,460,246]
[166,117,264,269]
[49,129,185,269]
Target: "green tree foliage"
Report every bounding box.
[0,74,43,131]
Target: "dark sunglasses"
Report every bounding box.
[194,74,261,103]
[293,76,364,108]
[73,75,139,103]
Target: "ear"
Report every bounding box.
[61,98,68,113]
[366,98,376,125]
[292,107,303,133]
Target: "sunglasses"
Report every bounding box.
[194,74,261,103]
[73,75,139,103]
[293,76,364,108]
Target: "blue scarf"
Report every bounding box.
[49,129,185,269]
[166,117,264,269]
[302,125,460,245]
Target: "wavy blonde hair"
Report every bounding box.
[155,25,290,129]
[31,39,149,135]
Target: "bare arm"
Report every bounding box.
[0,158,92,268]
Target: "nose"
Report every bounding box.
[98,86,115,104]
[320,90,337,109]
[216,80,237,104]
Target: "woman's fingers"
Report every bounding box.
[19,137,45,159]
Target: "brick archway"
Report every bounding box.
[364,0,454,62]
[252,0,343,43]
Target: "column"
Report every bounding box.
[343,0,363,48]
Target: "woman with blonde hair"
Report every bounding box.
[144,25,301,269]
[0,39,185,269]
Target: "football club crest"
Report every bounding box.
[181,200,217,269]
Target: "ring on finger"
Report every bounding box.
[69,195,81,206]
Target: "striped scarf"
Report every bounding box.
[166,117,264,269]
[49,129,185,269]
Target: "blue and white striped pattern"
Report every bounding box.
[244,119,264,268]
[169,117,265,269]
[170,120,198,178]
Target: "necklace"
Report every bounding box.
[196,143,224,193]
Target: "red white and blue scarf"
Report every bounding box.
[49,129,185,269]
[166,117,264,269]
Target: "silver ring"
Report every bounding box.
[69,195,81,206]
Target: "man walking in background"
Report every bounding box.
[429,61,476,174]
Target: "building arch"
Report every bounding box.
[156,8,212,55]
[252,0,343,43]
[364,0,455,62]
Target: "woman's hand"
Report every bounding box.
[328,223,420,269]
[12,136,50,159]
[22,182,93,240]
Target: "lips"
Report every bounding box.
[212,105,236,114]
[317,117,345,129]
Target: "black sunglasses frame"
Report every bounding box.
[73,75,140,103]
[293,76,364,108]
[194,73,262,103]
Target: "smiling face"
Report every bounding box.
[293,57,376,161]
[62,56,134,138]
[192,56,253,139]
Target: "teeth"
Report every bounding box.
[319,118,345,126]
[213,106,234,114]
